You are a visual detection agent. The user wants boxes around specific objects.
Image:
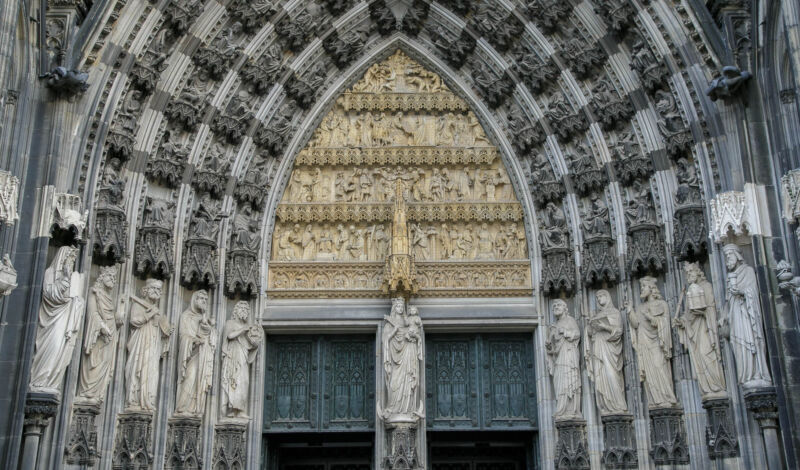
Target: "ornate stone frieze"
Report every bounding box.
[297,146,498,167]
[545,92,588,142]
[212,422,247,470]
[559,31,605,79]
[554,419,590,470]
[567,146,607,197]
[601,414,637,469]
[648,407,689,465]
[611,133,651,186]
[135,197,175,279]
[654,90,693,159]
[113,411,154,469]
[511,47,557,94]
[0,170,20,224]
[275,202,522,224]
[469,58,514,109]
[165,416,202,470]
[93,164,128,264]
[286,62,328,109]
[162,0,201,35]
[181,197,220,289]
[339,91,468,113]
[594,0,635,34]
[673,159,708,260]
[240,44,285,96]
[65,402,100,466]
[630,34,670,94]
[428,26,476,69]
[469,4,523,52]
[254,105,294,157]
[192,26,242,81]
[147,133,188,188]
[276,6,320,53]
[703,398,739,459]
[526,0,571,33]
[590,79,634,130]
[228,0,276,33]
[323,30,366,69]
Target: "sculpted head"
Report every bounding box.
[391,298,404,316]
[192,290,209,313]
[552,299,568,319]
[639,276,660,300]
[408,306,419,317]
[142,278,163,301]
[723,244,744,271]
[595,289,612,308]
[97,266,117,289]
[684,262,705,284]
[232,301,250,322]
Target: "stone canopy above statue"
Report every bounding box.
[268,50,531,298]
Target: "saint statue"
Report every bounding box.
[545,299,581,420]
[585,290,628,415]
[29,246,85,394]
[77,266,126,403]
[627,277,678,408]
[175,290,217,416]
[221,301,263,419]
[125,279,172,411]
[674,263,727,399]
[721,244,772,387]
[382,299,424,419]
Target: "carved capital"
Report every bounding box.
[709,185,769,243]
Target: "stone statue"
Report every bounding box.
[175,290,217,416]
[674,263,727,399]
[76,266,126,403]
[221,301,263,419]
[29,246,85,394]
[382,299,424,419]
[721,244,772,387]
[626,277,678,408]
[585,290,628,415]
[545,299,582,420]
[125,279,172,411]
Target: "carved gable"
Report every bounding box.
[268,50,531,298]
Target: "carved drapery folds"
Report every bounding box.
[106,91,141,164]
[625,183,666,277]
[211,96,254,146]
[234,157,272,209]
[135,197,175,279]
[93,163,128,264]
[276,5,320,52]
[162,0,201,36]
[226,209,261,298]
[673,158,708,261]
[165,80,209,133]
[567,146,607,197]
[580,195,619,287]
[559,29,606,79]
[147,132,188,188]
[181,197,220,289]
[654,90,693,159]
[130,40,168,97]
[590,79,633,131]
[611,132,652,186]
[539,202,574,297]
[511,46,557,95]
[400,1,430,36]
[594,0,635,34]
[254,105,295,157]
[507,106,545,156]
[526,155,566,209]
[630,34,670,94]
[240,44,285,96]
[469,57,514,109]
[229,0,276,33]
[192,25,242,81]
[192,142,230,199]
[545,92,588,142]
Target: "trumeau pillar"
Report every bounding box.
[20,392,60,470]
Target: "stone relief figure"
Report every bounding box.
[585,290,628,415]
[539,202,569,250]
[175,290,217,416]
[626,276,678,408]
[221,301,263,419]
[29,246,85,394]
[126,279,173,411]
[721,244,772,387]
[674,263,727,399]
[77,266,126,403]
[382,299,424,418]
[545,299,582,420]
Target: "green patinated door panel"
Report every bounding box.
[264,336,375,432]
[426,334,537,431]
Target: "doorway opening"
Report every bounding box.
[263,432,374,470]
[428,431,539,470]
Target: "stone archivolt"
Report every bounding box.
[269,51,531,298]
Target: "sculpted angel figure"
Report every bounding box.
[175,290,217,416]
[585,290,628,415]
[626,277,678,408]
[545,299,582,420]
[77,266,127,403]
[29,246,85,393]
[382,300,424,418]
[221,301,263,418]
[673,263,727,399]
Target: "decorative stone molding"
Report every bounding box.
[744,387,778,426]
[554,418,590,470]
[673,159,708,260]
[323,30,366,69]
[181,198,220,289]
[507,107,545,156]
[648,407,689,465]
[0,255,17,296]
[212,422,247,470]
[275,202,523,224]
[165,416,202,470]
[296,146,498,168]
[134,197,175,279]
[510,48,557,95]
[541,248,575,297]
[0,170,20,225]
[46,192,88,244]
[702,398,739,459]
[240,45,285,96]
[709,185,770,244]
[64,402,100,466]
[600,414,637,469]
[93,165,128,264]
[113,411,154,469]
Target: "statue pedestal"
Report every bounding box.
[702,397,738,459]
[113,410,154,469]
[600,413,637,469]
[20,392,60,470]
[65,401,101,466]
[213,419,248,470]
[648,406,689,465]
[745,387,783,470]
[165,415,202,470]
[554,418,589,470]
[384,415,421,470]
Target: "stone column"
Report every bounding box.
[20,392,60,470]
[553,418,589,470]
[744,387,783,470]
[64,401,101,466]
[600,413,637,468]
[212,420,247,470]
[702,398,739,459]
[113,411,154,469]
[648,406,689,465]
[165,416,202,470]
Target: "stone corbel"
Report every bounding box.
[37,187,88,244]
[708,184,770,244]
